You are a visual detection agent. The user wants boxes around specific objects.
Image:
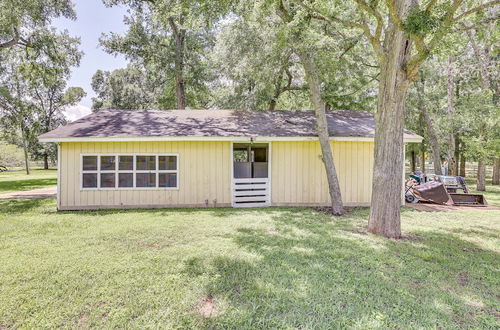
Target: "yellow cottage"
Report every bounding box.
[38,109,422,210]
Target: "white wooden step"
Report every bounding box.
[233,190,268,197]
[233,178,269,183]
[233,183,268,190]
[232,177,270,208]
[233,196,268,202]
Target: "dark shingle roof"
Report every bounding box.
[39,109,422,140]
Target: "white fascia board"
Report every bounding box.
[39,136,367,143]
[39,135,423,143]
[404,137,424,143]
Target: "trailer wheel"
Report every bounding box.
[405,194,417,203]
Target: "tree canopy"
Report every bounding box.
[0,3,84,172]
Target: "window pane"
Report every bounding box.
[136,173,156,187]
[159,173,177,188]
[136,156,156,170]
[118,173,133,187]
[119,156,133,170]
[82,156,97,171]
[233,149,248,162]
[100,156,116,171]
[82,173,97,188]
[159,156,177,170]
[100,173,115,188]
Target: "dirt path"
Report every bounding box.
[0,186,57,199]
[405,202,500,212]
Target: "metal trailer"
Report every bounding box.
[406,174,487,206]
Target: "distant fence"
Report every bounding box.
[405,162,494,178]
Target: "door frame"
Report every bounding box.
[230,141,272,207]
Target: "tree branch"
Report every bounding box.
[167,17,179,36]
[0,37,19,49]
[292,0,384,61]
[291,0,371,34]
[385,0,405,31]
[454,15,500,31]
[426,0,464,51]
[0,29,20,49]
[425,0,439,11]
[282,85,308,92]
[454,0,500,21]
[406,0,465,79]
[331,73,380,98]
[337,38,360,60]
[354,0,384,42]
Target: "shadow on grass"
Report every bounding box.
[451,226,500,241]
[195,209,499,328]
[57,206,289,219]
[0,198,51,213]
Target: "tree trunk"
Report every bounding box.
[169,18,186,110]
[410,150,416,173]
[467,28,492,91]
[421,150,426,173]
[268,98,277,111]
[417,74,442,175]
[43,118,52,170]
[368,0,412,238]
[454,135,460,175]
[446,56,457,176]
[420,107,442,175]
[459,154,466,177]
[493,157,500,185]
[22,138,30,175]
[174,35,186,109]
[43,154,49,170]
[298,49,345,215]
[476,159,486,191]
[269,66,286,110]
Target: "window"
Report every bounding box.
[118,156,133,188]
[81,154,178,190]
[82,156,98,188]
[158,156,177,188]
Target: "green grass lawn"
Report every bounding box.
[1,198,499,328]
[466,179,500,207]
[0,169,57,194]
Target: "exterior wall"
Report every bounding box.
[271,141,374,206]
[59,141,232,210]
[58,140,374,210]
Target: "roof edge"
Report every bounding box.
[39,135,423,143]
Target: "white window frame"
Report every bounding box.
[80,153,179,191]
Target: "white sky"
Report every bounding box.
[53,1,130,120]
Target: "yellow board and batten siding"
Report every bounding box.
[271,141,374,206]
[59,141,232,210]
[59,140,374,210]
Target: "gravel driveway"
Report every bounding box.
[0,186,57,199]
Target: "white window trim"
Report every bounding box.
[80,153,179,191]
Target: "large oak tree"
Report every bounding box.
[101,0,232,109]
[287,0,499,237]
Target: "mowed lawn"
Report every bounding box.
[467,179,500,207]
[0,169,57,194]
[1,195,499,329]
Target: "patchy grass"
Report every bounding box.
[0,198,499,328]
[466,179,500,207]
[0,169,57,194]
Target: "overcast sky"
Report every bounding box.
[53,1,129,120]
